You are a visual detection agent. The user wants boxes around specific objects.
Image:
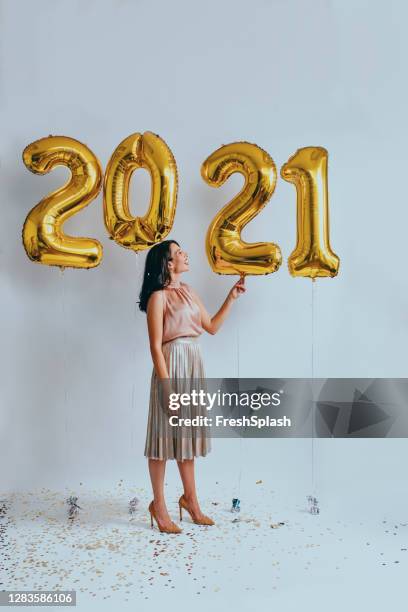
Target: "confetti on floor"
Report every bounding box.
[0,481,406,609]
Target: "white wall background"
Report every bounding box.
[1,0,407,510]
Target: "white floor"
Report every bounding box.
[2,470,407,612]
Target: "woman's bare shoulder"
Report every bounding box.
[147,289,166,312]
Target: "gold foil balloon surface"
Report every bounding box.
[201,142,282,276]
[103,132,178,251]
[22,136,103,269]
[280,146,339,280]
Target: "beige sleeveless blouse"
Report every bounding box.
[161,281,203,343]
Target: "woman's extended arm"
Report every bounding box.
[146,291,169,378]
[190,277,246,335]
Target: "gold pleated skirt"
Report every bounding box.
[144,336,212,461]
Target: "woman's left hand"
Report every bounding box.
[228,276,246,300]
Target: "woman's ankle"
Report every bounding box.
[183,492,198,505]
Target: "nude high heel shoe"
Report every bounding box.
[148,501,182,534]
[178,494,215,526]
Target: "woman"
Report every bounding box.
[139,240,245,533]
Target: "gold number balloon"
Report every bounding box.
[280,146,340,280]
[103,132,178,250]
[201,142,282,276]
[22,136,103,269]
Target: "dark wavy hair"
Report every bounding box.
[138,240,180,312]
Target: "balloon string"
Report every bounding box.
[131,382,135,450]
[132,252,141,450]
[59,267,69,481]
[311,279,315,495]
[236,322,240,379]
[134,252,140,319]
[235,311,244,502]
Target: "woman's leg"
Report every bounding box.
[148,458,174,525]
[177,458,207,518]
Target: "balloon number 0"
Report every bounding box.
[22,134,340,279]
[103,132,178,250]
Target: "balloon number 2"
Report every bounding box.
[201,142,282,276]
[22,134,339,280]
[22,136,103,269]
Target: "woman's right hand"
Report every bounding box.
[228,275,246,301]
[160,378,176,417]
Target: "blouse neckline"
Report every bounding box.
[165,280,182,289]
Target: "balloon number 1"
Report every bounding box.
[22,135,340,279]
[281,147,339,280]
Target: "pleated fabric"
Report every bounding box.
[144,336,212,461]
